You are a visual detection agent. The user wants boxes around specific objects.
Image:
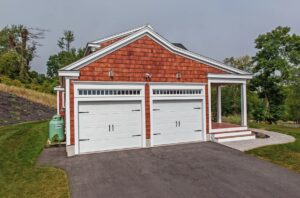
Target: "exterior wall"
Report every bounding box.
[99,37,125,49]
[69,35,227,145]
[145,84,150,139]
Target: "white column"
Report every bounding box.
[217,85,222,123]
[56,91,60,115]
[241,83,247,126]
[65,78,70,146]
[208,82,212,132]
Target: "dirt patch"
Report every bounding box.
[0,91,55,126]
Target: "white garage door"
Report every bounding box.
[152,100,203,146]
[78,101,142,153]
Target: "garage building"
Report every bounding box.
[55,25,254,156]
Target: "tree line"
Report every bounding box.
[0,25,299,123]
[213,27,300,124]
[0,25,84,93]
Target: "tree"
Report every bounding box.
[0,51,20,79]
[64,30,74,52]
[47,31,84,77]
[285,68,300,123]
[250,26,300,123]
[47,48,84,77]
[221,56,253,116]
[0,25,44,82]
[57,30,74,52]
[224,55,253,72]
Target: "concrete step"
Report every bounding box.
[214,134,256,143]
[212,130,252,138]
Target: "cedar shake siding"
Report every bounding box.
[68,35,227,144]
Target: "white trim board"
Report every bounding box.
[56,91,60,115]
[208,73,252,79]
[65,78,71,145]
[72,81,147,86]
[54,86,65,91]
[84,25,153,56]
[149,84,207,147]
[60,26,249,75]
[73,83,146,155]
[58,70,80,77]
[208,78,248,84]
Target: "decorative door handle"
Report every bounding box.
[79,138,90,141]
[79,111,89,114]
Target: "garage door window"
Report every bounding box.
[153,89,202,95]
[78,89,141,96]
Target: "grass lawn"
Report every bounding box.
[247,122,300,174]
[0,121,69,197]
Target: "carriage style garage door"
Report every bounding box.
[78,101,143,153]
[152,100,203,146]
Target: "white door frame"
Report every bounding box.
[149,83,207,146]
[73,82,146,155]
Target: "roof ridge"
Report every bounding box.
[89,24,152,44]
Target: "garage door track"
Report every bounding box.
[38,142,300,198]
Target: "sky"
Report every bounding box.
[0,0,299,74]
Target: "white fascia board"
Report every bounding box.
[208,73,253,79]
[83,25,151,56]
[61,27,249,75]
[87,43,101,48]
[89,24,153,44]
[58,70,80,77]
[60,28,151,71]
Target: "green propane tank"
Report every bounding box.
[49,115,65,142]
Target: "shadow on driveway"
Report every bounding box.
[38,142,300,198]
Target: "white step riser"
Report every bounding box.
[211,127,247,133]
[213,131,252,138]
[216,135,256,143]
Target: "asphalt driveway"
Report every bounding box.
[38,142,300,198]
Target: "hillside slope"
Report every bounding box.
[0,83,56,108]
[0,84,56,126]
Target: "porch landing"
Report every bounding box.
[212,122,241,129]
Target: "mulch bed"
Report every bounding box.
[0,91,55,126]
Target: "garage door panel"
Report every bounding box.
[79,137,141,153]
[78,101,143,153]
[153,100,203,146]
